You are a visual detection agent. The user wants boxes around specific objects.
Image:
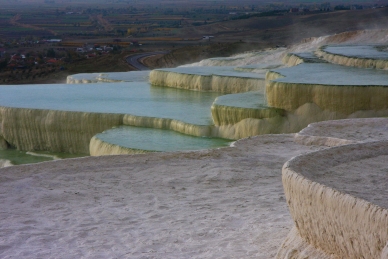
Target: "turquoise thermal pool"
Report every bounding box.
[213,91,267,109]
[4,41,388,167]
[322,45,388,59]
[96,126,232,152]
[0,82,222,125]
[287,52,326,63]
[0,149,84,166]
[67,71,150,83]
[0,78,234,165]
[270,63,388,85]
[154,66,266,79]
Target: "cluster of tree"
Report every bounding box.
[334,4,363,10]
[231,10,289,20]
[0,59,8,70]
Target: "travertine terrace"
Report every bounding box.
[2,30,388,155]
[278,140,388,259]
[0,30,388,258]
[149,66,266,93]
[316,45,388,69]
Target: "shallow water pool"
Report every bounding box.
[96,126,232,152]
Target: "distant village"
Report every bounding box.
[0,38,141,72]
[0,38,144,84]
[0,1,386,83]
[288,3,366,13]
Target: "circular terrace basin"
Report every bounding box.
[281,141,388,258]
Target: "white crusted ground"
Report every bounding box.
[1,118,388,258]
[0,134,322,259]
[295,117,388,146]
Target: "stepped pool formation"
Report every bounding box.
[1,29,388,258]
[0,78,230,162]
[149,66,268,93]
[316,44,388,69]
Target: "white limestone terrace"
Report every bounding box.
[213,91,268,109]
[282,52,326,67]
[1,117,388,259]
[266,63,388,115]
[300,143,388,209]
[90,125,232,156]
[289,52,323,62]
[152,66,266,79]
[97,71,150,82]
[67,71,150,84]
[184,48,286,67]
[234,64,282,72]
[295,117,388,146]
[316,44,388,69]
[2,29,388,258]
[66,73,101,84]
[0,82,226,159]
[0,82,220,126]
[322,45,388,60]
[211,91,284,126]
[269,62,388,85]
[275,117,388,259]
[279,140,388,259]
[149,66,267,93]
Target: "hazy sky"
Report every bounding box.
[0,0,384,4]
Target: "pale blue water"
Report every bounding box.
[271,63,388,85]
[289,52,326,63]
[0,82,222,125]
[0,81,230,165]
[323,45,388,60]
[214,91,268,108]
[68,71,150,82]
[97,126,232,152]
[0,149,84,165]
[155,66,266,79]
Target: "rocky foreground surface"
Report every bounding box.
[1,118,388,258]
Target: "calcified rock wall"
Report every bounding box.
[212,117,285,140]
[211,104,284,126]
[204,74,265,93]
[0,106,217,155]
[278,142,388,259]
[0,135,9,150]
[282,53,324,67]
[316,48,388,70]
[0,107,124,154]
[290,29,388,54]
[89,136,149,156]
[276,227,338,259]
[265,70,284,81]
[149,70,265,93]
[282,53,305,67]
[123,114,212,137]
[211,106,311,140]
[212,102,388,140]
[293,118,388,147]
[66,74,99,84]
[0,159,12,168]
[266,72,388,115]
